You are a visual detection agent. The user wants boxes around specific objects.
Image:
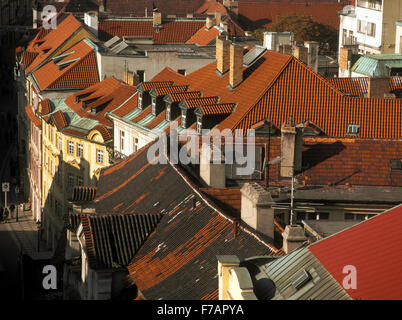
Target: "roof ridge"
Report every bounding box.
[230,52,293,131]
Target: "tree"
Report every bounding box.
[253,14,338,57]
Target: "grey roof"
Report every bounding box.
[243,247,351,300]
[302,219,360,240]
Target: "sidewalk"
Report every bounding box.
[4,207,53,260]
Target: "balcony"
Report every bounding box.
[343,36,358,46]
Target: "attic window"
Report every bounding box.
[291,269,311,290]
[181,109,187,128]
[138,92,143,109]
[346,124,359,135]
[166,104,171,121]
[151,97,156,115]
[196,116,202,134]
[390,159,402,170]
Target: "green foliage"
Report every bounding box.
[253,14,338,57]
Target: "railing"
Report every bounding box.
[109,149,127,163]
[343,37,357,46]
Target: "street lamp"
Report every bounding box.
[15,185,19,222]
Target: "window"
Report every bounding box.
[367,22,376,37]
[317,212,329,220]
[178,69,186,76]
[136,70,145,83]
[77,176,83,186]
[68,173,74,189]
[151,97,156,115]
[296,212,306,222]
[390,159,402,170]
[166,104,171,121]
[196,117,202,134]
[134,138,139,153]
[181,110,186,128]
[77,143,83,157]
[138,92,143,109]
[346,124,359,135]
[58,136,62,151]
[120,130,125,152]
[96,149,104,163]
[68,141,74,155]
[308,212,318,220]
[345,213,355,220]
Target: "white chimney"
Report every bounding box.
[200,144,226,188]
[84,12,98,37]
[282,224,307,254]
[240,183,275,239]
[304,41,319,73]
[280,118,303,178]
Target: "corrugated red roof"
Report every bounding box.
[98,20,205,43]
[309,204,402,300]
[25,105,42,128]
[32,40,99,91]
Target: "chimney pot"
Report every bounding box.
[280,122,302,178]
[282,224,307,254]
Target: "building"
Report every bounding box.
[350,54,402,77]
[218,204,402,300]
[16,14,97,205]
[37,77,134,251]
[338,1,402,76]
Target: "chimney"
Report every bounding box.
[98,0,104,12]
[199,144,226,188]
[292,45,308,65]
[304,41,319,73]
[216,36,230,75]
[206,16,216,29]
[240,183,275,240]
[282,224,307,254]
[84,12,98,37]
[229,43,243,89]
[153,10,162,26]
[215,11,221,26]
[217,255,240,300]
[368,77,391,98]
[280,118,303,178]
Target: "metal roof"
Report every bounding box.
[352,54,402,76]
[248,247,351,300]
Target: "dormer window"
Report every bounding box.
[151,97,156,115]
[196,117,202,135]
[181,109,187,128]
[138,92,143,109]
[346,124,359,135]
[166,104,171,121]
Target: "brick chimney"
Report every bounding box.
[153,10,162,26]
[240,183,275,239]
[304,41,319,73]
[280,118,303,178]
[199,144,226,188]
[229,43,243,89]
[282,224,307,254]
[368,77,391,98]
[216,36,230,75]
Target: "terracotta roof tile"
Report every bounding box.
[51,110,68,130]
[32,40,99,91]
[25,14,83,73]
[39,98,52,115]
[140,80,174,91]
[187,25,220,46]
[153,85,188,96]
[198,103,235,115]
[25,105,42,128]
[99,20,205,43]
[167,91,202,102]
[71,186,97,202]
[92,124,112,141]
[183,96,219,108]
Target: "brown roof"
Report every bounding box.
[25,105,42,128]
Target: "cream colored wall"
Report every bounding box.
[382,1,402,53]
[395,24,402,53]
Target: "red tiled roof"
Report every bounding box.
[131,106,152,123]
[91,124,112,141]
[32,40,99,91]
[25,14,83,73]
[111,92,138,118]
[309,204,402,300]
[168,91,202,102]
[327,76,402,97]
[237,2,344,30]
[153,85,188,96]
[198,103,235,115]
[25,105,42,128]
[145,111,167,129]
[65,76,136,127]
[98,20,205,43]
[39,98,52,115]
[140,80,174,91]
[187,25,220,46]
[183,96,219,108]
[51,110,68,130]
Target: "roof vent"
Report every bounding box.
[291,269,311,290]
